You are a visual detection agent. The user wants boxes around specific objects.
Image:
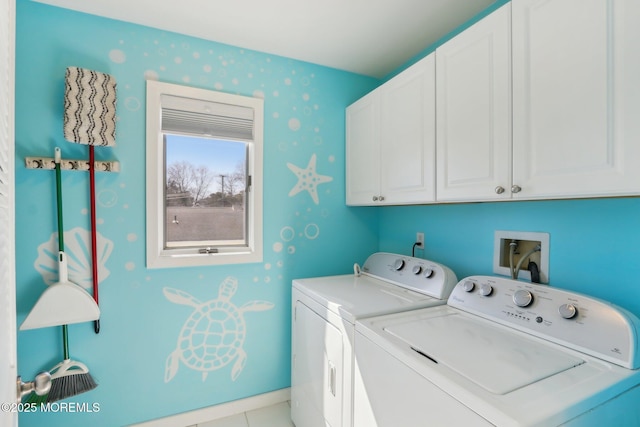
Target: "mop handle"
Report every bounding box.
[89,146,100,333]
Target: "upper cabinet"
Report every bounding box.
[346,54,435,206]
[347,0,640,205]
[436,4,512,202]
[512,0,640,199]
[345,90,379,205]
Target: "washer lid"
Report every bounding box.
[293,275,439,323]
[385,313,585,394]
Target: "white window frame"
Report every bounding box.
[146,80,263,268]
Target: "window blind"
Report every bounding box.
[161,94,254,141]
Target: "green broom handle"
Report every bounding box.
[55,159,64,252]
[55,148,70,362]
[62,325,70,360]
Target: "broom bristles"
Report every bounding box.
[46,372,97,403]
[23,371,97,405]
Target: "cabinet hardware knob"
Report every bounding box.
[511,185,522,193]
[495,186,505,194]
[372,196,378,201]
[379,196,385,201]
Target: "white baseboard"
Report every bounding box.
[128,387,291,427]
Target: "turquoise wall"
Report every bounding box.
[378,198,640,317]
[15,1,378,426]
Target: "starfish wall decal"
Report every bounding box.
[287,154,333,205]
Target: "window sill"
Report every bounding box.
[147,247,263,269]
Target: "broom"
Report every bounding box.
[26,148,97,403]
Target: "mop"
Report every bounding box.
[63,66,117,334]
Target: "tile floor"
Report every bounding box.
[188,402,294,427]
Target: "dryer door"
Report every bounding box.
[292,301,343,427]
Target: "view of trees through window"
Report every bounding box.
[164,134,248,246]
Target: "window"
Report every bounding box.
[146,80,263,268]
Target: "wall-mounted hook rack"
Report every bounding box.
[25,157,120,172]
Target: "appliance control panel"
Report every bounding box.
[448,275,640,369]
[361,252,457,300]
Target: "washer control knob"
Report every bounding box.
[479,284,493,296]
[559,304,578,319]
[412,265,422,275]
[462,280,475,292]
[423,268,434,278]
[513,289,533,307]
[394,259,405,271]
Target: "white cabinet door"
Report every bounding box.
[346,54,436,206]
[512,0,640,199]
[346,90,380,205]
[380,54,436,204]
[436,4,512,202]
[291,301,343,427]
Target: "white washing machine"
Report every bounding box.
[291,252,458,427]
[354,275,640,426]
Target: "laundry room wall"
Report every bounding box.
[378,198,640,317]
[14,2,379,426]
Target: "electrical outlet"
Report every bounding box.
[416,232,424,249]
[493,231,549,283]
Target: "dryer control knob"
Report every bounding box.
[394,259,405,271]
[423,268,434,278]
[412,265,422,275]
[462,280,475,292]
[513,289,533,307]
[479,284,493,296]
[559,304,578,319]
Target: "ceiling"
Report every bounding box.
[32,0,496,79]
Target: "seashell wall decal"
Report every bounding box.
[34,226,114,290]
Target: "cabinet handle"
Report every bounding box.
[495,186,505,194]
[511,185,522,193]
[372,196,378,201]
[328,361,336,397]
[379,195,385,201]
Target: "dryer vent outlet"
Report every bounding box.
[493,231,549,283]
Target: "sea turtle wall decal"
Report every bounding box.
[163,276,274,382]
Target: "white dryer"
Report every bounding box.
[291,252,458,427]
[354,275,640,426]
